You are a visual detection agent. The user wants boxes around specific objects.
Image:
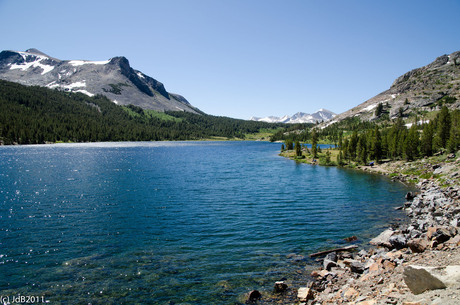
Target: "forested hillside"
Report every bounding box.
[0,80,282,144]
[273,105,460,165]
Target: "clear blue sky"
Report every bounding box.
[0,0,459,119]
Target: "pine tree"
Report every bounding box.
[338,131,343,149]
[421,122,434,157]
[447,110,460,153]
[349,130,358,160]
[325,150,331,164]
[295,141,302,157]
[375,103,383,117]
[404,124,419,161]
[342,138,350,162]
[434,106,451,150]
[371,125,382,162]
[311,130,318,158]
[337,151,344,166]
[357,134,368,164]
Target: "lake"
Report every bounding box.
[0,141,411,304]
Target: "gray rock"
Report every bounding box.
[323,259,337,271]
[370,229,394,248]
[325,252,337,262]
[349,260,365,274]
[404,266,446,294]
[404,265,460,295]
[409,229,422,239]
[357,249,368,258]
[389,234,407,249]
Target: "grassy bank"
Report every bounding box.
[280,144,460,191]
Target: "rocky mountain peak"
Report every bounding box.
[0,49,200,113]
[109,56,130,69]
[25,48,52,58]
[326,50,460,125]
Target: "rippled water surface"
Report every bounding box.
[0,141,411,304]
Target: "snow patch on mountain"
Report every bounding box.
[9,56,55,75]
[75,89,94,97]
[68,60,110,66]
[362,104,378,112]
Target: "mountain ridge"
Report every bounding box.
[0,49,201,113]
[324,50,460,127]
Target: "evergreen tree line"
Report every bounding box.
[274,105,459,165]
[338,106,459,165]
[0,80,283,145]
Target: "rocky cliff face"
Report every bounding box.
[0,48,200,113]
[327,50,460,125]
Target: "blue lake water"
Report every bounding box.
[0,141,411,304]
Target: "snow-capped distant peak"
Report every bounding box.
[250,109,336,124]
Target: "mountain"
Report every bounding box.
[250,109,336,124]
[326,50,460,126]
[0,48,200,113]
[0,79,285,144]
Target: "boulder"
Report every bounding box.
[323,259,337,271]
[274,281,288,293]
[432,227,452,244]
[389,234,407,249]
[297,287,314,302]
[370,229,394,248]
[404,266,445,294]
[344,259,366,274]
[325,251,338,262]
[247,290,262,302]
[323,251,338,270]
[407,238,429,253]
[405,192,416,201]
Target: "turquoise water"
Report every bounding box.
[0,141,411,304]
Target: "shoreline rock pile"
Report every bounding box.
[300,179,460,304]
[252,177,459,305]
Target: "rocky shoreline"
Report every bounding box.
[248,155,460,305]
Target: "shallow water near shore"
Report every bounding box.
[0,141,413,304]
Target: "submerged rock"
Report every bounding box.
[247,290,262,303]
[274,281,288,293]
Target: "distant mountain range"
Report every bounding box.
[0,48,200,113]
[250,109,336,124]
